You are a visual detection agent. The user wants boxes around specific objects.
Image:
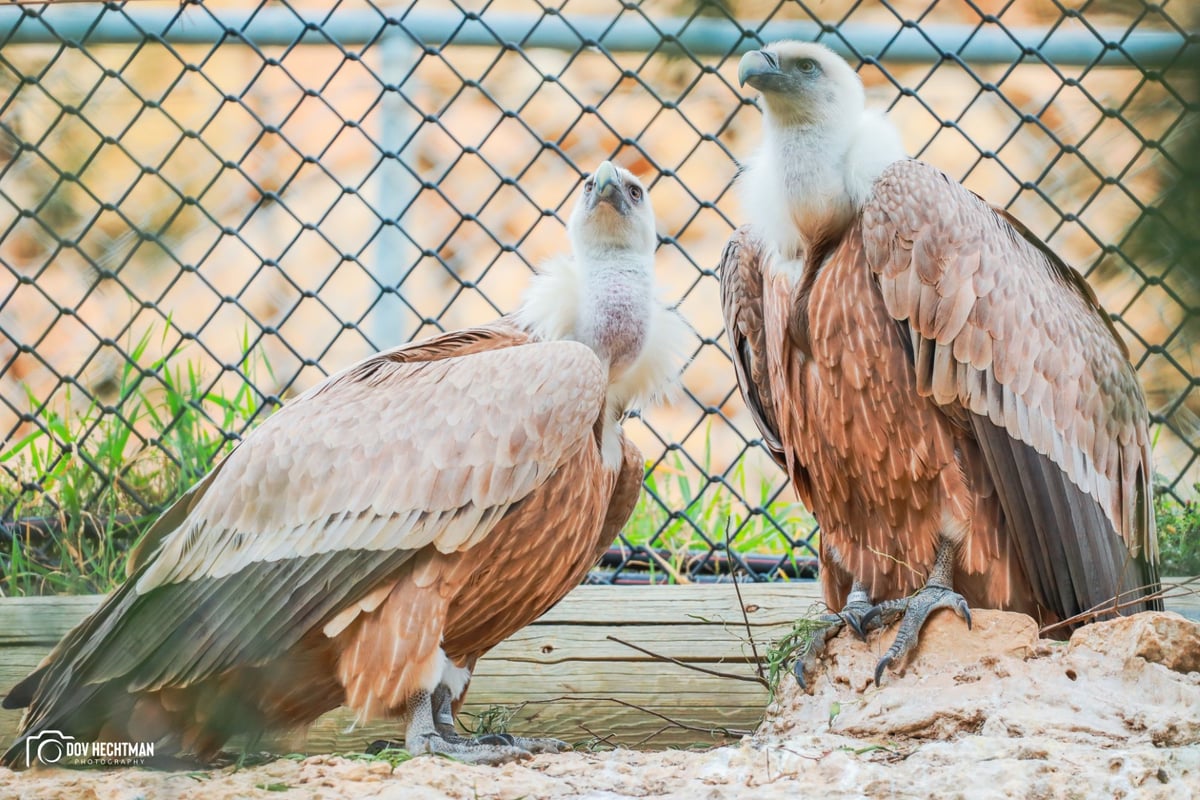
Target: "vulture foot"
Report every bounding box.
[398,689,566,765]
[476,732,571,754]
[792,590,875,690]
[865,585,972,687]
[837,594,875,640]
[376,732,534,765]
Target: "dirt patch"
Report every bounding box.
[2,610,1197,799]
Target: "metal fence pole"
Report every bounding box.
[371,33,419,350]
[0,6,1192,67]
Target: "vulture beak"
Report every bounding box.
[738,49,782,90]
[589,161,627,214]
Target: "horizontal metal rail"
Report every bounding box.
[0,5,1194,66]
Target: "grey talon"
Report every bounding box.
[793,658,808,689]
[477,733,515,747]
[789,582,880,689]
[871,584,972,685]
[859,606,882,631]
[509,736,571,754]
[873,655,892,687]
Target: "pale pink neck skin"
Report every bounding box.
[576,255,652,378]
[511,161,685,473]
[555,161,659,381]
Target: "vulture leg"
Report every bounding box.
[429,683,570,756]
[791,582,875,689]
[863,537,973,686]
[430,684,459,740]
[369,688,569,764]
[367,690,531,765]
[485,733,572,755]
[407,689,531,764]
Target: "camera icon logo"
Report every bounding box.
[25,730,75,766]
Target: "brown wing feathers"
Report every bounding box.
[5,548,416,747]
[973,415,1131,618]
[863,159,1161,621]
[720,228,786,465]
[3,323,613,762]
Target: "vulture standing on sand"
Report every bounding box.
[722,42,1162,686]
[2,161,687,766]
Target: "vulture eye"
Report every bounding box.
[628,185,643,202]
[584,180,594,193]
[797,58,818,74]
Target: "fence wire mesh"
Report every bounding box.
[0,0,1197,589]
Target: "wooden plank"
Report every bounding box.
[530,583,824,625]
[0,584,824,645]
[0,647,767,709]
[0,632,766,694]
[465,662,765,699]
[0,626,775,751]
[0,588,787,752]
[0,595,102,646]
[1,579,1192,645]
[481,624,768,664]
[0,579,1195,752]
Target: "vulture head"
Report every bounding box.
[737,41,866,128]
[568,160,656,258]
[735,42,906,260]
[518,160,685,416]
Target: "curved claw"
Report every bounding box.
[791,614,846,690]
[873,654,892,687]
[871,585,973,686]
[792,657,808,688]
[837,595,877,642]
[841,606,871,641]
[844,613,868,641]
[858,605,882,634]
[477,733,515,747]
[511,736,571,755]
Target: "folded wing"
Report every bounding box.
[5,325,608,750]
[860,159,1161,620]
[720,227,786,466]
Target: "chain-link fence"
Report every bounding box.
[1,0,1197,590]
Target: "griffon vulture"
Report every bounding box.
[722,42,1162,686]
[2,161,687,766]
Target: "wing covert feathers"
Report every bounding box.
[5,324,613,760]
[720,226,786,464]
[861,158,1161,616]
[138,328,606,590]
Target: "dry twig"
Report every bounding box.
[1038,577,1197,637]
[605,634,767,686]
[727,519,767,685]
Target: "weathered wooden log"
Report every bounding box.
[0,580,1195,753]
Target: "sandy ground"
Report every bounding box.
[2,610,1197,800]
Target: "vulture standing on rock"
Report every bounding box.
[2,161,687,766]
[721,42,1163,686]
